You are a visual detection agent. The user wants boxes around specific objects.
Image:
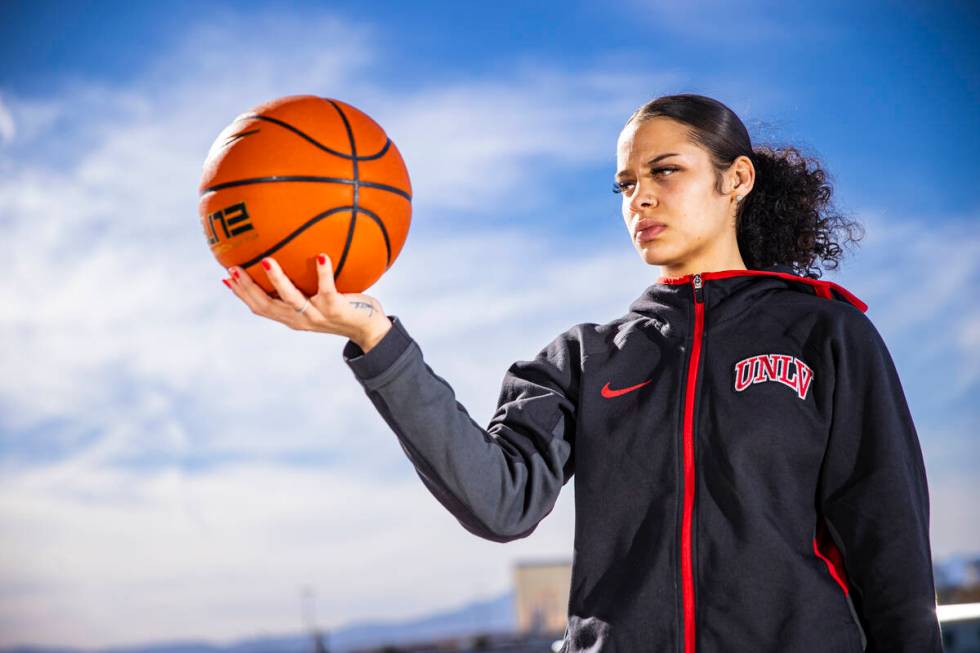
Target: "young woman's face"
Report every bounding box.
[616,116,741,275]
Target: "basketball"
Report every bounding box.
[198,95,412,296]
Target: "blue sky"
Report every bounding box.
[0,0,978,648]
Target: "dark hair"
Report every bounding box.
[625,93,864,279]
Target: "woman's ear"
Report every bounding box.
[730,154,755,197]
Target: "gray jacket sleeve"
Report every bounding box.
[342,314,580,543]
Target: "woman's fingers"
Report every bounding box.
[260,257,305,306]
[225,265,276,316]
[259,257,327,325]
[316,253,338,295]
[223,260,318,328]
[314,253,347,318]
[221,255,377,338]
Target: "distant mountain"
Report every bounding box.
[1,591,517,653]
[9,554,980,653]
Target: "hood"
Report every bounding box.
[656,263,867,312]
[626,263,867,335]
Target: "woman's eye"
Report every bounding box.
[613,168,677,194]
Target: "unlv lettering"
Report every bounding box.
[734,354,814,400]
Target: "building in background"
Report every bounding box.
[512,559,572,636]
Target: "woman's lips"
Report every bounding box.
[636,224,666,241]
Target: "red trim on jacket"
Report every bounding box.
[655,269,868,313]
[813,517,852,596]
[680,283,704,653]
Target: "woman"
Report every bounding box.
[222,94,943,652]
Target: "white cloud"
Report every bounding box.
[0,9,659,649]
[822,211,980,564]
[912,417,979,563]
[0,461,576,646]
[955,311,980,390]
[0,2,671,456]
[822,210,980,400]
[367,66,681,212]
[929,468,980,562]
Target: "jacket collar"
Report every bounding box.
[627,263,867,331]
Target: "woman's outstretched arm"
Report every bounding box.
[343,314,580,542]
[221,253,580,543]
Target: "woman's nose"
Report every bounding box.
[629,185,657,213]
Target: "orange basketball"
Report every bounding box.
[198,95,412,296]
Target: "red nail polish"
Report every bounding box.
[222,278,232,289]
[317,254,326,265]
[261,259,271,271]
[232,270,240,280]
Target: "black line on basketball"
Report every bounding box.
[241,113,392,161]
[328,100,359,204]
[238,206,351,271]
[358,177,410,201]
[245,114,352,158]
[327,100,361,283]
[336,210,356,280]
[359,138,391,161]
[319,98,392,160]
[199,175,412,201]
[357,205,393,268]
[224,128,261,147]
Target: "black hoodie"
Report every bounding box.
[342,263,944,652]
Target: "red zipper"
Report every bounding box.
[681,272,704,653]
[657,266,865,653]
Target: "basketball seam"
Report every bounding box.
[239,113,393,161]
[358,205,393,268]
[236,206,341,270]
[199,175,412,202]
[236,205,393,272]
[327,99,360,282]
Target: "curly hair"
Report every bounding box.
[625,94,865,279]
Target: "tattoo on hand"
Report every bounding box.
[349,300,375,317]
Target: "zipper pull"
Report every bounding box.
[692,273,704,303]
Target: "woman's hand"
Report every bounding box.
[222,253,392,352]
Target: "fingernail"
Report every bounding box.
[232,269,240,280]
[317,254,326,265]
[222,278,232,289]
[261,259,271,270]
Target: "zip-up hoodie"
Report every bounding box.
[341,263,944,652]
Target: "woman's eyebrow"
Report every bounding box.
[645,152,681,165]
[616,152,681,178]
